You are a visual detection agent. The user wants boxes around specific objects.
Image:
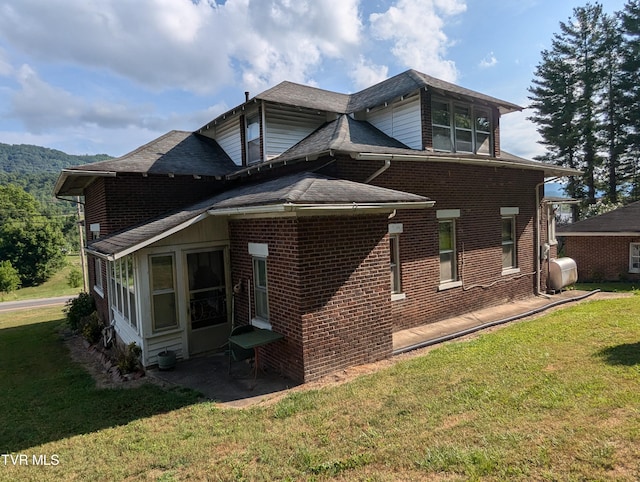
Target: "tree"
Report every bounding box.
[0,260,21,294]
[619,0,640,201]
[0,185,66,287]
[0,220,66,286]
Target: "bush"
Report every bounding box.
[0,260,21,293]
[64,292,95,331]
[117,342,142,374]
[66,267,83,288]
[80,311,103,345]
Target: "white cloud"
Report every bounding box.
[349,57,389,90]
[0,0,363,95]
[479,52,498,69]
[369,0,466,82]
[500,108,546,160]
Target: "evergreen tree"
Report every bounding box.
[599,12,626,203]
[619,0,640,201]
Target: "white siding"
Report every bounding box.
[265,105,326,159]
[366,96,422,150]
[214,117,242,166]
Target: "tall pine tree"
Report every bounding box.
[620,0,640,201]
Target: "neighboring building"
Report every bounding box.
[558,201,640,282]
[55,69,578,383]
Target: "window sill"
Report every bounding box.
[438,280,462,292]
[502,268,521,276]
[149,326,182,338]
[251,318,272,330]
[94,286,104,298]
[391,293,406,301]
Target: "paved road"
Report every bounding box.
[0,295,75,313]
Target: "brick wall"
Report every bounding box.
[84,174,221,238]
[335,158,543,331]
[229,214,391,382]
[563,236,640,282]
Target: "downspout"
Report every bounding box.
[364,159,391,184]
[535,177,559,296]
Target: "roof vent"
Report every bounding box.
[245,91,250,102]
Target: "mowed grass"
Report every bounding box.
[0,255,85,302]
[2,296,640,481]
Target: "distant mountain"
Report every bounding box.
[0,143,114,215]
[0,142,112,174]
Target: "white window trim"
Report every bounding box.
[630,242,640,274]
[438,217,459,288]
[432,98,493,155]
[149,253,179,333]
[547,204,558,245]
[249,243,271,329]
[93,257,104,298]
[501,213,518,274]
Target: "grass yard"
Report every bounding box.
[1,296,639,481]
[0,255,85,302]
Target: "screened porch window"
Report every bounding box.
[150,254,178,332]
[109,255,137,331]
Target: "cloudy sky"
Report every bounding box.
[0,0,628,159]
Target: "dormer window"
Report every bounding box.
[432,98,493,155]
[246,113,261,164]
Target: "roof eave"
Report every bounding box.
[354,152,582,177]
[54,169,117,197]
[207,201,434,217]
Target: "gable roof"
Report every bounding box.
[348,69,522,114]
[558,201,640,235]
[87,172,432,260]
[202,69,523,131]
[54,131,236,196]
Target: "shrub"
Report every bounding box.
[64,292,95,331]
[80,311,103,345]
[0,260,21,293]
[66,267,83,288]
[117,342,142,374]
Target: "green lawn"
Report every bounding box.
[1,296,639,481]
[0,255,85,302]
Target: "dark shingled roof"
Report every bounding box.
[88,172,430,258]
[257,81,351,113]
[272,115,413,163]
[69,130,236,176]
[249,69,522,116]
[558,201,640,235]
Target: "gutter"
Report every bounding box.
[355,152,581,177]
[207,201,435,217]
[364,159,391,183]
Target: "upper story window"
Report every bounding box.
[246,113,261,164]
[432,98,493,155]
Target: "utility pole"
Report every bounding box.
[76,196,88,292]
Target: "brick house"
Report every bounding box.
[55,69,578,383]
[558,201,640,282]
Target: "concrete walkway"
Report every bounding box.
[393,290,599,354]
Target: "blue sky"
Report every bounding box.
[0,0,628,159]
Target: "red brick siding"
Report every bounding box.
[229,218,305,381]
[297,216,391,381]
[229,215,391,382]
[563,236,640,282]
[84,174,221,238]
[336,158,542,331]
